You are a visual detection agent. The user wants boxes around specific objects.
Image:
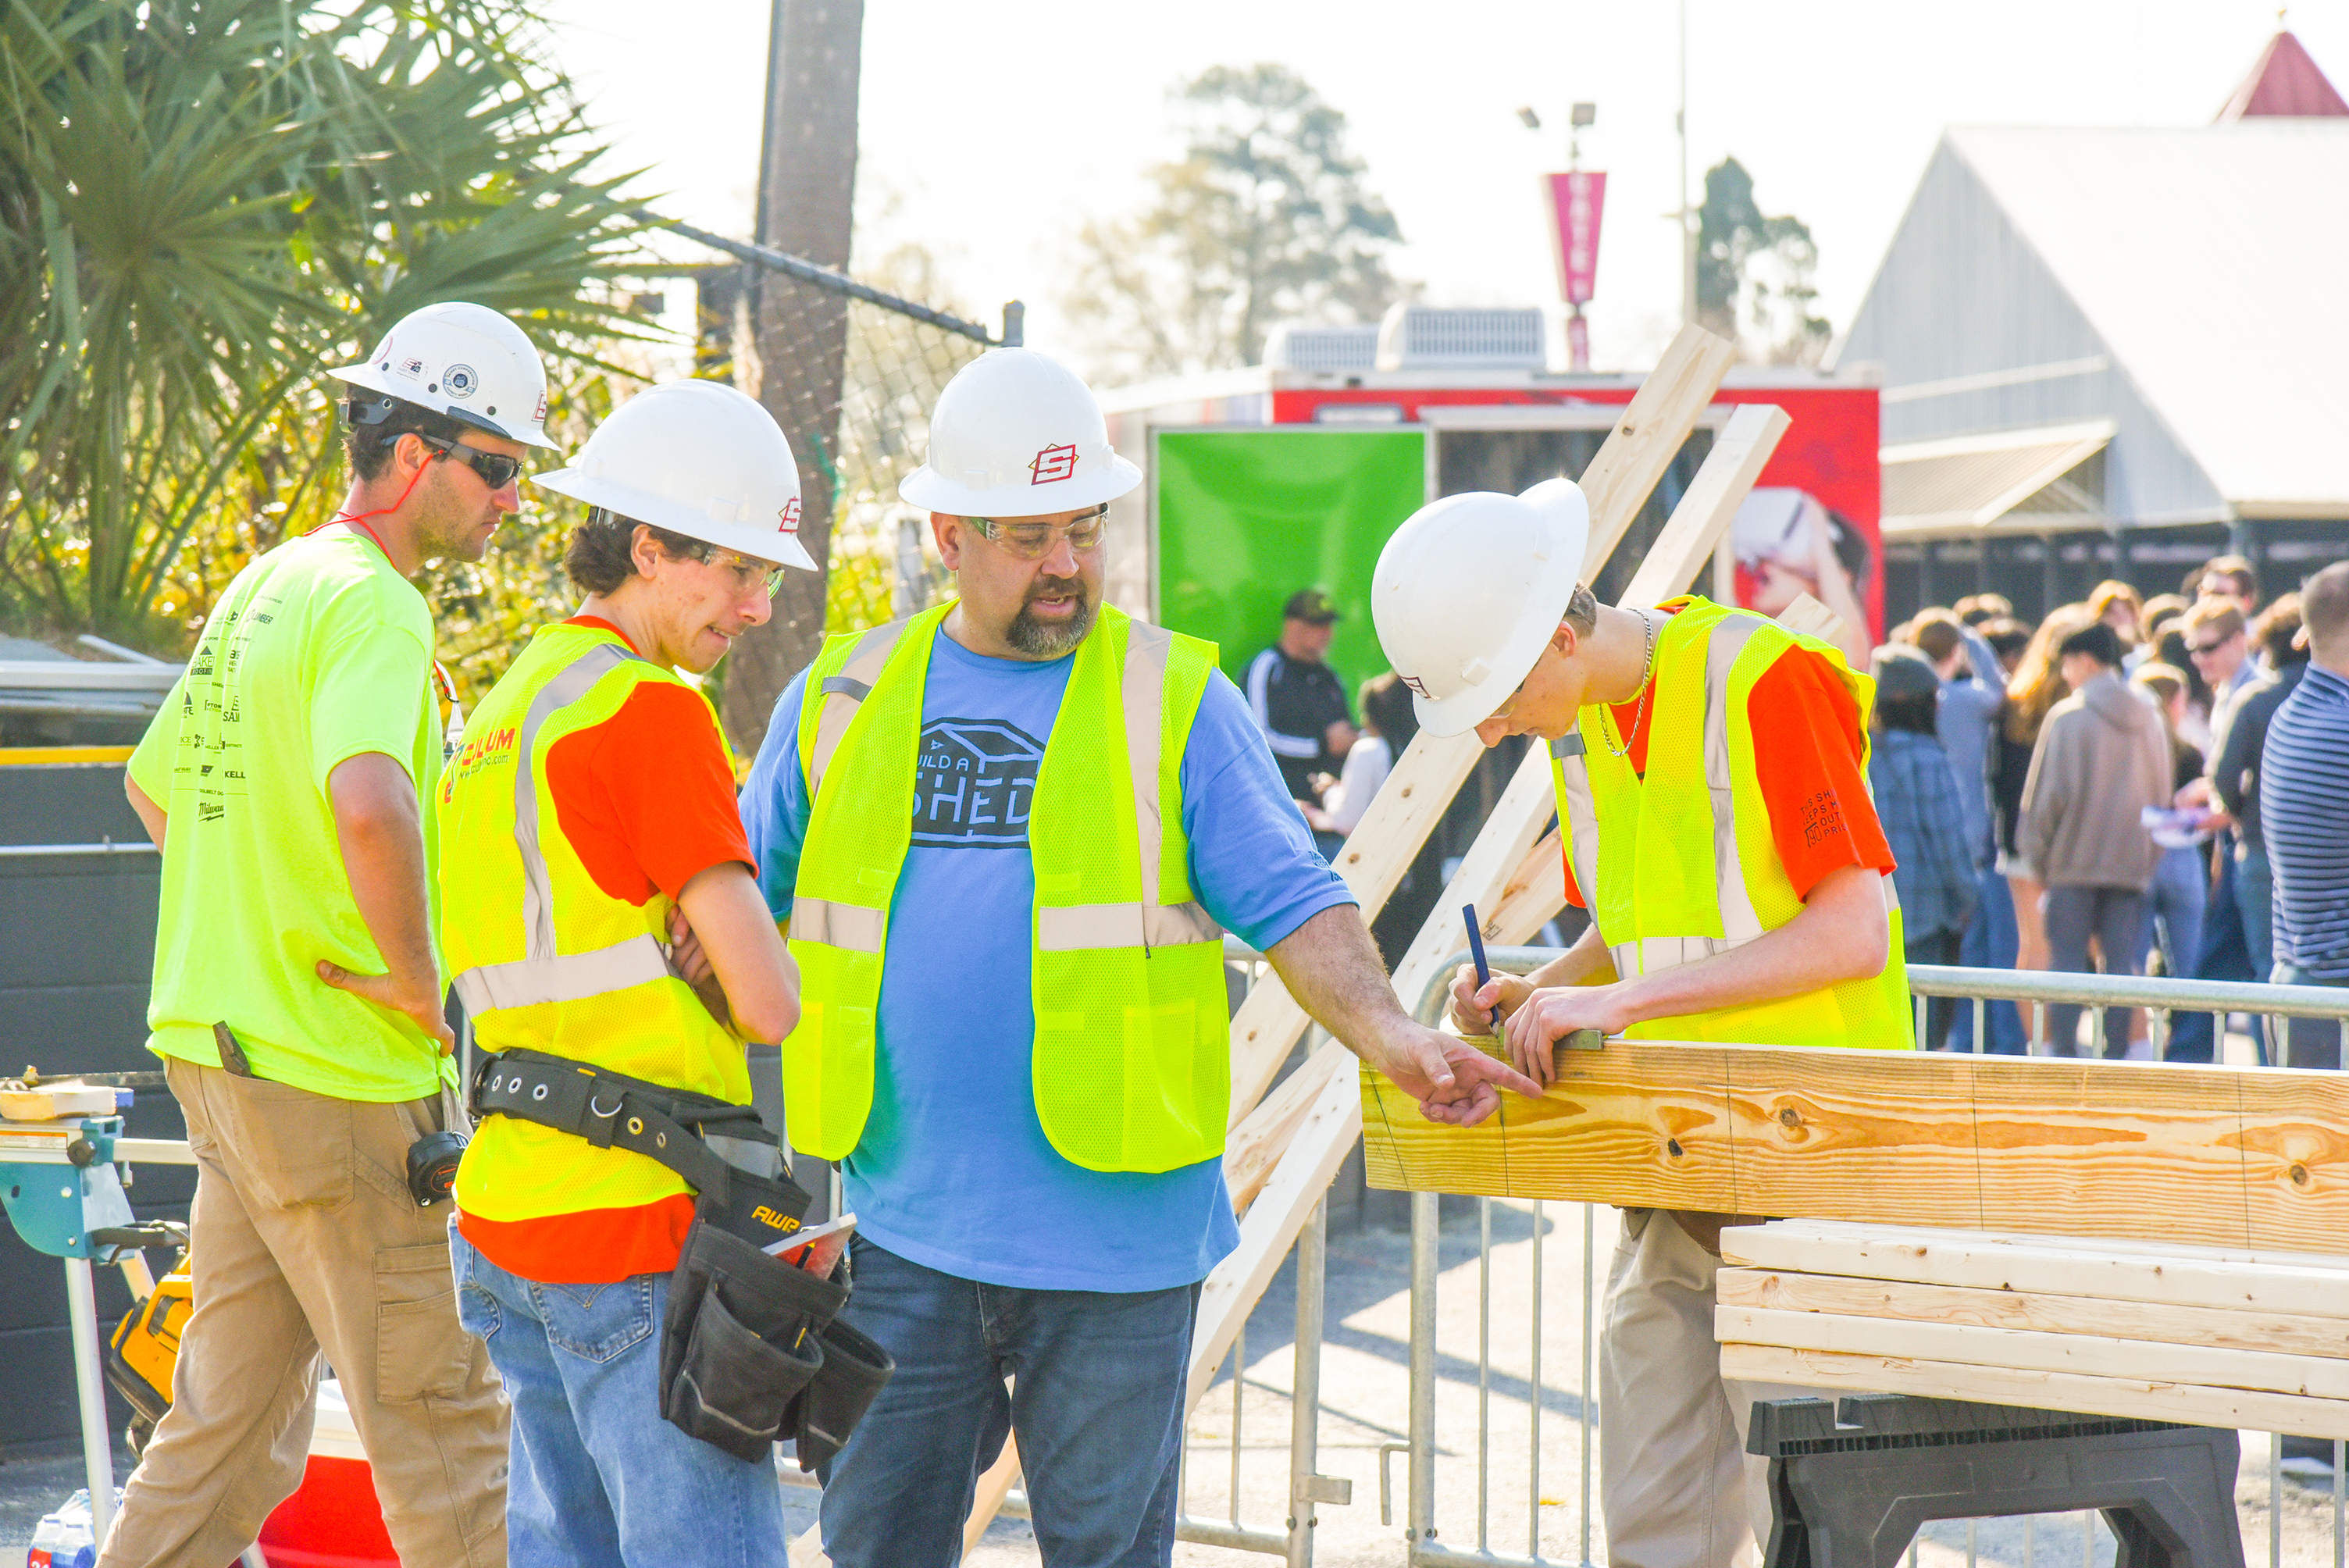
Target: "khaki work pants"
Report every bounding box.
[1598,1210,1834,1568]
[98,1059,507,1568]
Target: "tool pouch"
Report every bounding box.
[658,1202,893,1465]
[791,1317,893,1471]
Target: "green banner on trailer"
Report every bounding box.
[1151,427,1428,698]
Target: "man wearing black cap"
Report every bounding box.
[1247,588,1360,812]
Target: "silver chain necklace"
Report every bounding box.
[1599,610,1658,760]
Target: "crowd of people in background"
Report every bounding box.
[1251,551,2349,1074]
[1873,553,2349,1068]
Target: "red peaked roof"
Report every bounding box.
[2216,30,2349,120]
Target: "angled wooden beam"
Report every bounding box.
[1189,1059,1363,1413]
[1359,1039,2349,1253]
[1224,731,1482,1127]
[964,1439,1019,1556]
[1181,332,1749,1421]
[1225,1039,1346,1215]
[1221,326,1744,1130]
[1244,396,1792,1170]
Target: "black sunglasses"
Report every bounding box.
[416,433,524,492]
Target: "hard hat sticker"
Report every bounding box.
[395,355,426,381]
[780,497,803,533]
[1028,444,1078,485]
[533,390,549,423]
[444,364,479,400]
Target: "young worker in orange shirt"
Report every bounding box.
[1373,480,1912,1568]
[437,380,814,1566]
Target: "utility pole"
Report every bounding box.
[1677,0,1696,329]
[725,0,866,755]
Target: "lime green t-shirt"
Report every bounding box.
[128,527,456,1101]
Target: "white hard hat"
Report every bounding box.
[330,301,561,451]
[529,380,815,570]
[1371,477,1592,737]
[899,347,1141,517]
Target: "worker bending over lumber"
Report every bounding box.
[741,347,1540,1568]
[1374,480,1912,1568]
[440,382,832,1566]
[107,304,549,1566]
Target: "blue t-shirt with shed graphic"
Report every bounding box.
[742,625,1353,1292]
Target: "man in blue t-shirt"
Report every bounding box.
[741,348,1535,1567]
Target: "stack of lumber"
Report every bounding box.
[1716,1219,2349,1441]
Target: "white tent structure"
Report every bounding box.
[1839,37,2349,618]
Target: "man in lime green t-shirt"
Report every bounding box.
[100,304,554,1568]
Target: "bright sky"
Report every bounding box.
[547,0,2346,380]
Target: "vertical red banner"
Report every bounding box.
[1543,171,1607,305]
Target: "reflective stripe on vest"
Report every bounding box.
[786,896,885,953]
[439,621,755,1231]
[806,615,916,801]
[451,640,673,1017]
[784,603,1228,1171]
[1549,597,1910,1048]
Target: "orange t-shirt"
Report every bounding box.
[1560,611,1893,912]
[457,618,754,1282]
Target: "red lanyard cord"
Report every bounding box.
[326,451,437,562]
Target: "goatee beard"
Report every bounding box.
[1007,580,1094,656]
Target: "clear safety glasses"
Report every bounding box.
[968,506,1108,561]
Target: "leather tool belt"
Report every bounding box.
[470,1047,891,1464]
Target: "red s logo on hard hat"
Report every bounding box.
[780,497,803,533]
[1028,444,1078,485]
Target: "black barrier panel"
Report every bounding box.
[0,761,186,1449]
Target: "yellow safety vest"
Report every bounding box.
[784,601,1231,1172]
[437,621,750,1223]
[1548,597,1913,1049]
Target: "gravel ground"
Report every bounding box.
[7,1201,2341,1566]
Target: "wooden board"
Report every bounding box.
[1220,326,1742,1132]
[965,1438,1019,1556]
[1717,1268,2349,1360]
[1772,590,1847,647]
[1186,1059,1363,1414]
[1358,1039,2349,1254]
[1226,1040,1347,1215]
[1720,1220,2349,1317]
[1718,1343,2349,1442]
[1185,344,1756,1423]
[1717,1305,2349,1400]
[1224,730,1485,1128]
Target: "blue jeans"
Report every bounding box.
[2237,844,2274,978]
[2136,845,2207,981]
[2167,838,2253,1062]
[815,1238,1197,1568]
[450,1229,787,1568]
[1951,864,2026,1053]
